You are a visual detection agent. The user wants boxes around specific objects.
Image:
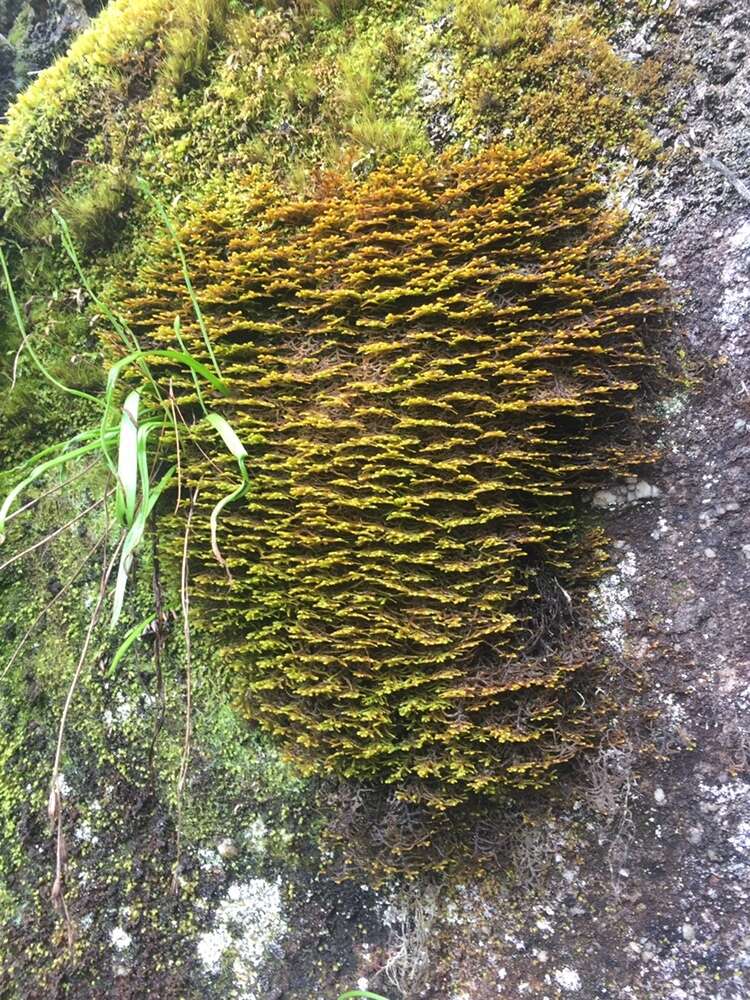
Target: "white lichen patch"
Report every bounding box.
[103,694,143,728]
[243,816,268,852]
[591,551,637,652]
[110,927,132,951]
[74,819,99,846]
[592,480,661,509]
[196,878,287,998]
[658,392,689,420]
[554,966,582,991]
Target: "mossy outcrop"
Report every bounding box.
[123,144,664,810]
[0,0,671,989]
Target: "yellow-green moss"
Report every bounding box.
[120,145,664,812]
[0,0,234,222]
[0,0,662,239]
[441,1,662,159]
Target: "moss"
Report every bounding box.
[294,0,367,22]
[453,0,528,55]
[0,469,316,995]
[0,0,662,248]
[47,166,136,254]
[159,0,232,92]
[442,2,663,160]
[119,145,664,817]
[0,0,235,225]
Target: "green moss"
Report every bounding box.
[0,0,662,249]
[159,0,232,91]
[0,467,312,993]
[120,145,664,816]
[47,167,136,254]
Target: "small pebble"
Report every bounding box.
[682,923,696,943]
[704,547,717,559]
[654,787,666,805]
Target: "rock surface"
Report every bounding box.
[0,1,749,998]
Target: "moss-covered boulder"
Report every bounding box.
[0,0,670,990]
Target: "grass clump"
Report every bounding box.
[121,145,664,818]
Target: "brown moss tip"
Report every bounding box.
[123,143,665,819]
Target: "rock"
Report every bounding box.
[654,787,667,805]
[592,489,620,509]
[687,826,704,845]
[0,0,91,114]
[672,601,705,634]
[682,923,696,942]
[714,501,740,516]
[592,481,661,509]
[217,837,239,861]
[633,480,661,501]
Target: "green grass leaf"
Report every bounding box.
[204,412,249,572]
[115,390,139,527]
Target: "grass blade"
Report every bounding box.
[205,412,247,460]
[337,992,391,999]
[107,612,159,677]
[0,435,115,543]
[51,209,140,357]
[110,466,176,627]
[104,348,227,400]
[115,390,139,527]
[204,413,249,575]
